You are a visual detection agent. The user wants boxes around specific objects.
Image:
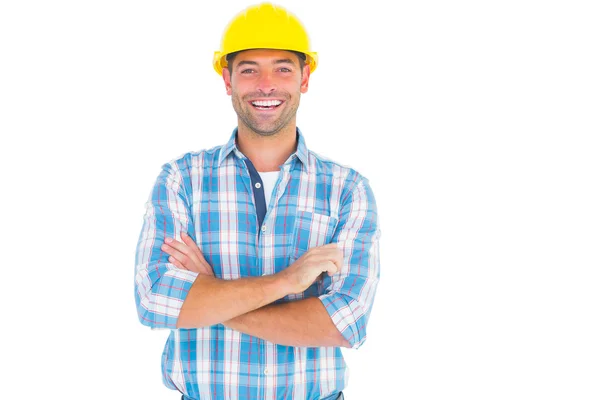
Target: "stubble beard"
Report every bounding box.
[231,90,299,137]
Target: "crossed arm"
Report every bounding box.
[134,162,380,349]
[224,297,347,348]
[163,233,349,348]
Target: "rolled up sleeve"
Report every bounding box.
[134,161,198,330]
[319,178,381,349]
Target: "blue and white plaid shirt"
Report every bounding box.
[135,128,381,400]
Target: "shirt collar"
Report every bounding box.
[218,127,310,171]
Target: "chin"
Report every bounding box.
[251,127,281,136]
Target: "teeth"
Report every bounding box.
[252,100,282,107]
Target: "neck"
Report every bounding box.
[236,121,298,172]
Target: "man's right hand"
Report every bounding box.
[278,243,343,295]
[161,232,215,277]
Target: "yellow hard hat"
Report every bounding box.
[213,2,318,76]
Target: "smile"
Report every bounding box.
[250,100,283,110]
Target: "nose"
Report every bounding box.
[256,71,276,95]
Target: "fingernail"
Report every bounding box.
[165,237,172,243]
[181,232,187,237]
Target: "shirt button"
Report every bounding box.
[255,182,262,189]
[261,225,266,232]
[264,368,269,375]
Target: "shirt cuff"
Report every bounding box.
[319,292,366,349]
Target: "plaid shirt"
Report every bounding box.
[134,128,381,400]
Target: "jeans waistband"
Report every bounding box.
[182,392,343,400]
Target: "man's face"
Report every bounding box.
[223,49,310,136]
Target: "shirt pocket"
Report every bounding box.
[288,210,339,263]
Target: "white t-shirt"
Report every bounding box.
[258,171,280,210]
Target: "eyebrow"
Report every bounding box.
[235,59,297,69]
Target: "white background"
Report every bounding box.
[1,0,599,399]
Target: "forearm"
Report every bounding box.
[176,274,289,328]
[223,297,351,348]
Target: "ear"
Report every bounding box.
[300,64,310,94]
[223,68,233,95]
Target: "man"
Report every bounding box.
[134,3,381,399]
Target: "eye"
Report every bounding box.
[279,67,292,73]
[240,68,255,74]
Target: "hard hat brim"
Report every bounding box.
[213,49,318,76]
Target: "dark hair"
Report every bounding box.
[226,50,306,76]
